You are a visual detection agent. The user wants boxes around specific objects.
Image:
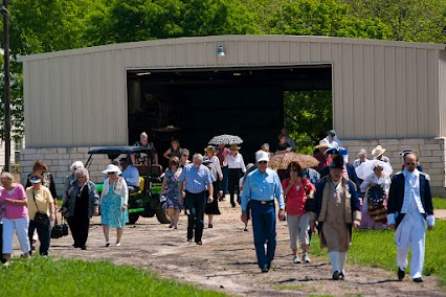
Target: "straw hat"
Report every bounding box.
[371,145,386,158]
[205,145,216,153]
[102,164,122,175]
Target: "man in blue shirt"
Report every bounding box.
[120,158,140,192]
[179,153,213,245]
[240,151,285,273]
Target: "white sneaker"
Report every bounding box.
[116,242,121,247]
[303,253,311,264]
[293,256,301,264]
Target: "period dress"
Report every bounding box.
[360,173,391,228]
[162,168,182,210]
[101,177,129,228]
[311,175,361,276]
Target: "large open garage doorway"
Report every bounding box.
[127,66,332,166]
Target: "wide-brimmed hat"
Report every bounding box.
[371,145,386,158]
[30,176,42,184]
[102,164,122,175]
[205,145,216,152]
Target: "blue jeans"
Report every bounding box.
[250,201,277,269]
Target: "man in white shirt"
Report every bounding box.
[387,153,435,283]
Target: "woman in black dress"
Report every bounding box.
[203,146,223,228]
[62,168,99,250]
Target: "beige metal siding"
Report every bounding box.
[439,51,446,137]
[20,35,445,147]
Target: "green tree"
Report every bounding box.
[181,0,259,36]
[83,0,184,45]
[284,90,332,154]
[345,0,446,43]
[269,0,391,39]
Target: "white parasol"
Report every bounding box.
[355,160,393,180]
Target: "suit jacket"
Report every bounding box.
[387,171,434,227]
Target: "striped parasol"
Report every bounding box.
[208,134,243,146]
[269,152,319,170]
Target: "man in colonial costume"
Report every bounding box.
[309,154,361,280]
[387,153,434,283]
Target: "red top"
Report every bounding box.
[217,147,230,167]
[282,178,315,216]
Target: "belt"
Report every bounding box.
[251,200,274,206]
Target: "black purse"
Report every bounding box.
[51,210,69,239]
[32,190,50,227]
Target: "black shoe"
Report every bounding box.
[261,265,269,273]
[398,268,405,281]
[208,224,213,229]
[332,271,340,280]
[230,203,236,208]
[339,272,345,280]
[187,238,192,242]
[80,246,87,250]
[72,243,79,248]
[196,241,203,246]
[413,277,423,283]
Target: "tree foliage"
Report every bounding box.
[1,0,445,140]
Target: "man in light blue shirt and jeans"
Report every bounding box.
[179,153,213,245]
[241,151,285,273]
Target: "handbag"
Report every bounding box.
[32,190,50,227]
[51,212,69,239]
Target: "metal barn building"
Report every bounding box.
[18,35,446,195]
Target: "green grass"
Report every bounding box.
[434,197,446,209]
[0,257,226,297]
[310,220,446,286]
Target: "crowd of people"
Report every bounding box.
[0,129,436,283]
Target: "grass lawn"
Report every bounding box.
[0,257,226,297]
[310,220,446,286]
[434,197,446,209]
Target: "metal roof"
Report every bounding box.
[18,35,445,62]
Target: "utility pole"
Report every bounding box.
[1,0,10,172]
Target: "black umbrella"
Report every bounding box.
[208,134,243,146]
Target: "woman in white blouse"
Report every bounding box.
[225,144,246,208]
[100,164,129,247]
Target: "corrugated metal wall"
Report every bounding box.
[21,36,445,147]
[439,51,446,137]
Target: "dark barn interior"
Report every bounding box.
[127,66,331,166]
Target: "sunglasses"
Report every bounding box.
[405,162,416,166]
[258,161,268,164]
[107,172,117,175]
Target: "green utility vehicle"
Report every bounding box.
[85,146,169,224]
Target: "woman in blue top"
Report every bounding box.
[100,164,129,247]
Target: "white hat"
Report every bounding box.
[102,164,122,175]
[315,138,331,149]
[256,151,269,163]
[371,145,386,158]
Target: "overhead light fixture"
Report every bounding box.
[216,43,225,57]
[136,71,152,76]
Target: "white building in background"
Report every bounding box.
[17,35,446,195]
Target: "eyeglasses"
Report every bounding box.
[258,161,268,164]
[107,172,117,175]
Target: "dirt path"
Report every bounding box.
[49,200,446,297]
